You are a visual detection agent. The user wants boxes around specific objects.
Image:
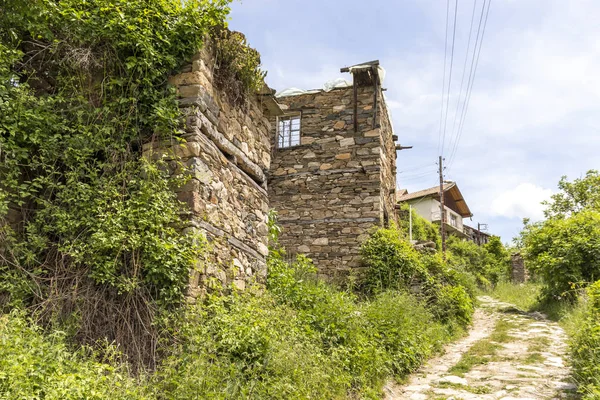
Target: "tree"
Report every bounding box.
[543,170,600,218]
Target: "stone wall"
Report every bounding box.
[511,253,528,283]
[144,42,280,297]
[268,66,398,279]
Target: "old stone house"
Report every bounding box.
[268,61,399,279]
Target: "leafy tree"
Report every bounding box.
[543,170,600,218]
[523,210,600,301]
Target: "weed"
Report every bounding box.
[522,352,545,364]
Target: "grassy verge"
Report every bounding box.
[487,281,542,311]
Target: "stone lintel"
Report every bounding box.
[192,220,266,261]
[196,114,267,185]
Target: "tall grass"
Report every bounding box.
[487,281,542,311]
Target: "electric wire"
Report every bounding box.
[437,0,451,157]
[446,0,478,156]
[441,0,460,157]
[447,0,492,171]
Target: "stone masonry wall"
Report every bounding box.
[269,74,397,279]
[378,96,398,225]
[144,43,276,297]
[511,253,528,283]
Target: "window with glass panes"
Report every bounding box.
[277,115,301,148]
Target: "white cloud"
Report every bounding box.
[490,183,553,221]
[229,0,600,241]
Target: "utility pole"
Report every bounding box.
[439,156,446,260]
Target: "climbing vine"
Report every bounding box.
[0,0,269,367]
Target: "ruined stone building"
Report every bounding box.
[146,53,401,292]
[145,43,283,297]
[268,61,399,279]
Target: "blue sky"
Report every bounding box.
[228,0,600,243]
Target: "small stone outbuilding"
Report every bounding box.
[268,61,399,279]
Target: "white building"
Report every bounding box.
[397,182,473,239]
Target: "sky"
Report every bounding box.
[228,0,600,243]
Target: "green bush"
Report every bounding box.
[0,312,147,400]
[447,235,508,288]
[267,253,388,395]
[397,203,441,248]
[570,280,600,399]
[362,291,448,376]
[361,227,427,292]
[153,293,347,400]
[361,227,475,329]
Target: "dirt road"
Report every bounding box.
[384,296,578,400]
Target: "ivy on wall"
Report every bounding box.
[0,0,264,368]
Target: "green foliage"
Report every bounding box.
[570,280,600,399]
[523,210,600,301]
[447,235,510,288]
[363,291,449,376]
[543,170,600,219]
[0,244,472,399]
[0,0,230,304]
[361,227,475,327]
[514,172,600,397]
[153,292,347,400]
[488,282,543,312]
[0,311,147,400]
[213,28,267,105]
[398,203,441,247]
[0,0,263,367]
[361,226,428,292]
[520,171,600,301]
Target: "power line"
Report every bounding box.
[446,0,478,156]
[441,0,460,157]
[437,0,451,157]
[398,162,437,174]
[448,0,492,171]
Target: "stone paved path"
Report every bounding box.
[384,296,578,400]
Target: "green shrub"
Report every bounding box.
[570,280,600,398]
[361,227,427,292]
[397,203,441,248]
[363,291,448,376]
[267,253,388,395]
[428,283,474,326]
[361,227,475,329]
[447,236,508,288]
[0,312,147,400]
[153,293,347,400]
